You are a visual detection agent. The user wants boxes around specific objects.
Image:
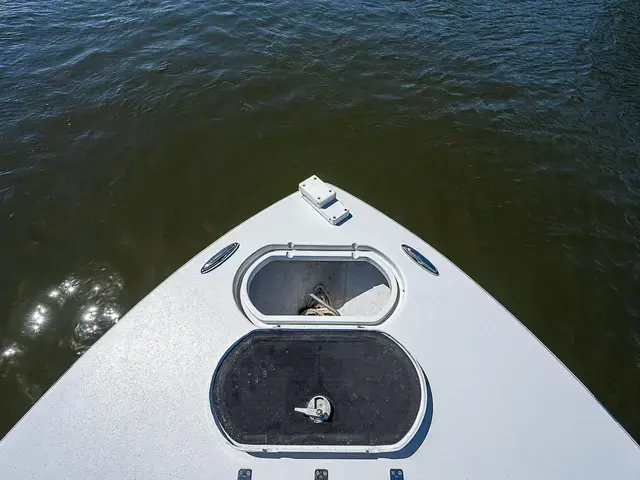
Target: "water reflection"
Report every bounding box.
[1,344,20,359]
[13,272,124,348]
[0,342,23,372]
[1,267,127,400]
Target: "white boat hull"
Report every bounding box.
[1,181,638,479]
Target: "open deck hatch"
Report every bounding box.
[239,248,400,326]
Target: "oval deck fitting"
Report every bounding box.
[401,244,439,276]
[201,243,239,274]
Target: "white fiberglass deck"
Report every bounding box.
[0,180,639,479]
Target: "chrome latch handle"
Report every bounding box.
[294,396,332,423]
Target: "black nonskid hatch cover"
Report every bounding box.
[211,330,424,450]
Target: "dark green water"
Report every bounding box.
[1,0,639,441]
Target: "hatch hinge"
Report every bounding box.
[237,469,252,480]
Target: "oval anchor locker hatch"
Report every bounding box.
[211,330,427,453]
[238,247,400,326]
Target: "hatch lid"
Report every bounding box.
[211,329,427,453]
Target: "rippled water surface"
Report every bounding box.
[1,0,639,440]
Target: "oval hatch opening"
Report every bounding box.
[239,249,399,325]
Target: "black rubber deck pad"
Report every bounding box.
[212,330,422,446]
